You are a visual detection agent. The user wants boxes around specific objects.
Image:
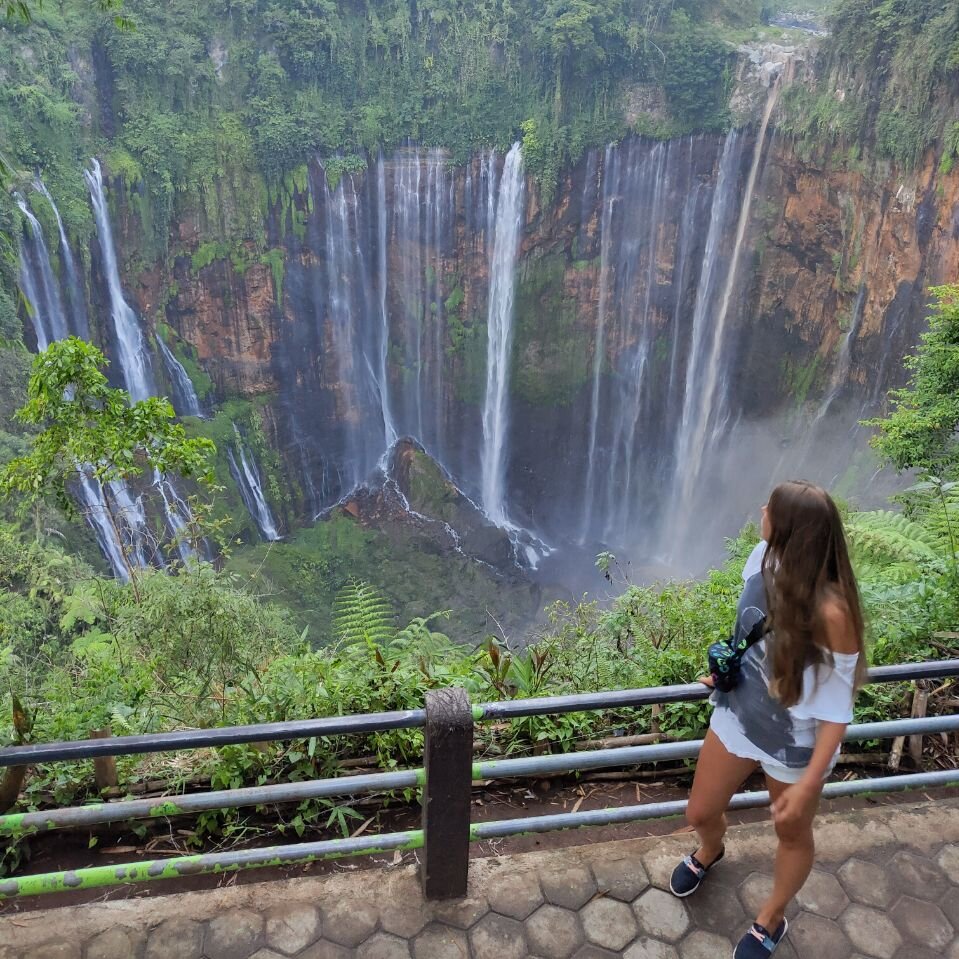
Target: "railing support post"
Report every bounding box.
[421,687,473,900]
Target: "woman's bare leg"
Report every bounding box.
[754,774,820,931]
[685,730,759,864]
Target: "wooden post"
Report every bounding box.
[421,688,473,900]
[0,765,28,814]
[89,728,118,792]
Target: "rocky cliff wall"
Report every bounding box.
[83,116,959,567]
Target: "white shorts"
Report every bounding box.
[760,761,808,785]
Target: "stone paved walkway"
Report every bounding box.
[0,799,957,959]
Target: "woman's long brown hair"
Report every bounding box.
[761,480,867,707]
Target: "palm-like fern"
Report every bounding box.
[846,510,946,579]
[332,580,396,649]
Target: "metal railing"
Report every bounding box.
[0,659,956,901]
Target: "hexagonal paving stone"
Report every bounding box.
[888,850,949,901]
[839,904,902,959]
[837,858,896,909]
[249,950,287,959]
[571,948,619,959]
[412,923,470,959]
[357,932,414,959]
[950,936,959,959]
[633,888,690,943]
[22,944,79,959]
[85,926,144,959]
[320,900,380,947]
[298,942,352,959]
[581,897,638,951]
[540,864,598,910]
[942,887,959,930]
[892,947,948,959]
[431,894,489,929]
[623,938,679,959]
[890,896,954,952]
[788,913,852,959]
[938,844,959,883]
[678,931,733,959]
[796,869,850,920]
[263,902,322,956]
[526,904,584,959]
[686,880,747,937]
[469,913,527,959]
[145,918,204,959]
[738,872,775,917]
[205,907,265,959]
[591,854,649,902]
[378,882,430,939]
[486,870,544,920]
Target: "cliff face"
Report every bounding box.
[99,120,959,565]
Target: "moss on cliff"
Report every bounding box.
[512,253,591,407]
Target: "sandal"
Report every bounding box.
[733,918,789,958]
[668,845,725,897]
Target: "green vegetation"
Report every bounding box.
[781,0,959,170]
[0,0,761,282]
[867,286,959,475]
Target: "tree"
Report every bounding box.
[0,338,215,585]
[866,285,959,476]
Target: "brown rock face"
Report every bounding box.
[107,131,959,557]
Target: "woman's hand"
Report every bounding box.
[770,780,819,827]
[697,675,715,688]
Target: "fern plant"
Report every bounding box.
[332,580,396,650]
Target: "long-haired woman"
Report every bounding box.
[669,481,866,959]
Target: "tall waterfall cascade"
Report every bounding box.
[673,80,783,535]
[480,142,524,528]
[84,159,156,403]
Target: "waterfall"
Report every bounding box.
[156,333,203,417]
[228,425,280,541]
[674,84,781,524]
[815,282,867,423]
[75,472,132,581]
[321,170,382,488]
[153,469,197,562]
[33,178,90,341]
[16,188,157,577]
[84,158,156,402]
[580,144,616,544]
[375,154,398,447]
[480,142,524,527]
[14,194,69,350]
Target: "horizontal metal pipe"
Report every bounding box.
[0,830,424,900]
[1,660,955,769]
[474,660,959,721]
[0,709,426,768]
[0,769,423,839]
[470,769,959,840]
[473,714,959,780]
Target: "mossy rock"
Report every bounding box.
[512,253,591,407]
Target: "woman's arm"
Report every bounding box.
[771,598,857,824]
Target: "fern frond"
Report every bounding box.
[332,580,396,649]
[846,510,946,573]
